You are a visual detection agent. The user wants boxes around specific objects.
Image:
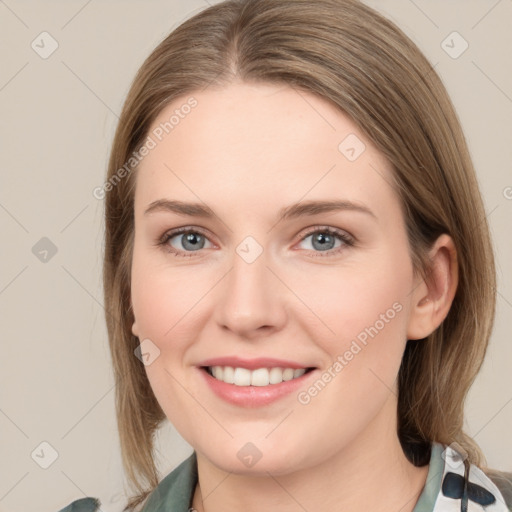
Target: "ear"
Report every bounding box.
[131,320,139,338]
[130,299,139,337]
[407,234,458,340]
[130,299,139,338]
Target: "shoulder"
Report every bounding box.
[483,468,512,512]
[56,497,101,512]
[141,452,198,511]
[55,453,197,512]
[430,443,512,512]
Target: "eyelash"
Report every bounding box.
[157,225,355,258]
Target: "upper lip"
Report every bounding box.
[198,356,313,370]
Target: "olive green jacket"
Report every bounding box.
[58,443,512,512]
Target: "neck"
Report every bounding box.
[192,396,429,512]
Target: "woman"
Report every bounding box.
[59,0,512,511]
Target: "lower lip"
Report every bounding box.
[198,367,315,407]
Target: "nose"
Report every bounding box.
[213,245,287,340]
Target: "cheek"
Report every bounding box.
[295,245,414,406]
[131,246,211,342]
[297,256,412,348]
[130,249,208,440]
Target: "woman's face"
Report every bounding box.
[131,81,425,474]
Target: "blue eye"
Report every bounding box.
[298,228,352,254]
[159,228,213,257]
[158,226,353,258]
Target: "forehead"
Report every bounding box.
[134,82,397,218]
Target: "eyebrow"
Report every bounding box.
[143,198,376,221]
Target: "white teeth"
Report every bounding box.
[282,368,294,381]
[233,367,251,386]
[251,368,269,387]
[269,367,283,384]
[212,366,223,380]
[223,366,235,384]
[208,366,308,386]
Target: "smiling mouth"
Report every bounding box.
[203,366,315,386]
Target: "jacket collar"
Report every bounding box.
[141,443,511,512]
[142,451,197,511]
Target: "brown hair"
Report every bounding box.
[103,0,497,509]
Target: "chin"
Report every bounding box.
[196,438,312,476]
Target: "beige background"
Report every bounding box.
[0,1,511,511]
